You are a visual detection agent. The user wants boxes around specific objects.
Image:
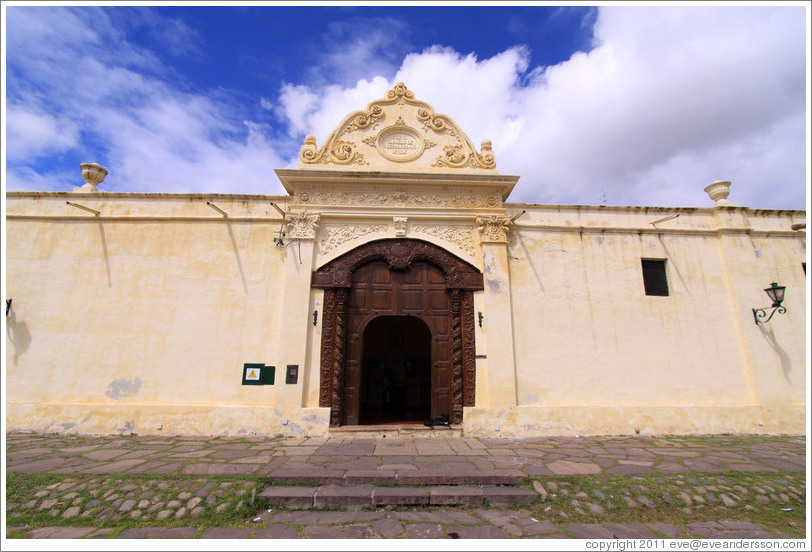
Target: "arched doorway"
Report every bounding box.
[312,238,483,427]
[360,315,431,424]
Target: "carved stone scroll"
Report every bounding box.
[320,224,388,254]
[298,83,497,171]
[412,224,477,258]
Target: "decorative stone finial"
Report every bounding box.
[78,163,108,192]
[704,180,733,206]
[481,139,492,152]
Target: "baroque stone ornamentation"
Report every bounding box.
[320,224,388,254]
[393,216,408,237]
[294,190,501,209]
[412,224,477,258]
[376,124,425,162]
[476,215,512,243]
[297,83,497,171]
[299,135,369,167]
[285,211,321,240]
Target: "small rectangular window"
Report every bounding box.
[642,259,669,296]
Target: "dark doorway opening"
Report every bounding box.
[360,315,431,425]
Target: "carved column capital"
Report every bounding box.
[285,211,321,240]
[476,215,511,243]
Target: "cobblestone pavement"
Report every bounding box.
[4,432,808,540]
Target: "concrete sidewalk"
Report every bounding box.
[4,432,807,540]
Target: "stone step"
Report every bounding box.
[328,424,463,438]
[265,468,526,487]
[258,484,538,510]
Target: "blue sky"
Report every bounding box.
[2,2,808,210]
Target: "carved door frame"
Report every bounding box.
[312,238,483,426]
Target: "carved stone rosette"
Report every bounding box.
[476,215,511,243]
[285,212,321,240]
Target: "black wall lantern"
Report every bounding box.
[753,282,787,324]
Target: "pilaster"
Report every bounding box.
[273,213,321,432]
[477,216,518,409]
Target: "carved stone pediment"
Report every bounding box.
[298,83,497,173]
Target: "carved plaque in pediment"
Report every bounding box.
[377,125,424,162]
[298,83,498,172]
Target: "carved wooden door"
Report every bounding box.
[313,238,483,427]
[344,260,450,425]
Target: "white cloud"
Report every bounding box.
[5,106,80,161]
[4,6,288,195]
[280,6,806,210]
[5,6,807,210]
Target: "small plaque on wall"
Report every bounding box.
[286,365,299,384]
[242,364,275,385]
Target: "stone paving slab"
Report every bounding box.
[10,432,804,479]
[5,432,806,540]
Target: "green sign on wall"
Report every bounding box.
[242,364,275,385]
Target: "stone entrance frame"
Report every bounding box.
[312,238,483,426]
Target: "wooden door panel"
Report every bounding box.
[428,289,447,311]
[371,290,391,311]
[346,260,453,424]
[400,289,424,310]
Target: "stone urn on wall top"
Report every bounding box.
[704,180,733,206]
[78,163,109,192]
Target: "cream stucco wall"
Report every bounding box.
[5,193,302,435]
[4,83,807,437]
[463,204,806,437]
[5,192,806,437]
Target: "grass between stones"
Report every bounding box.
[6,469,806,539]
[5,472,264,538]
[525,471,806,539]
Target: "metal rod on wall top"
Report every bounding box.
[510,210,526,223]
[269,202,286,217]
[206,201,228,217]
[650,214,680,226]
[66,201,100,216]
